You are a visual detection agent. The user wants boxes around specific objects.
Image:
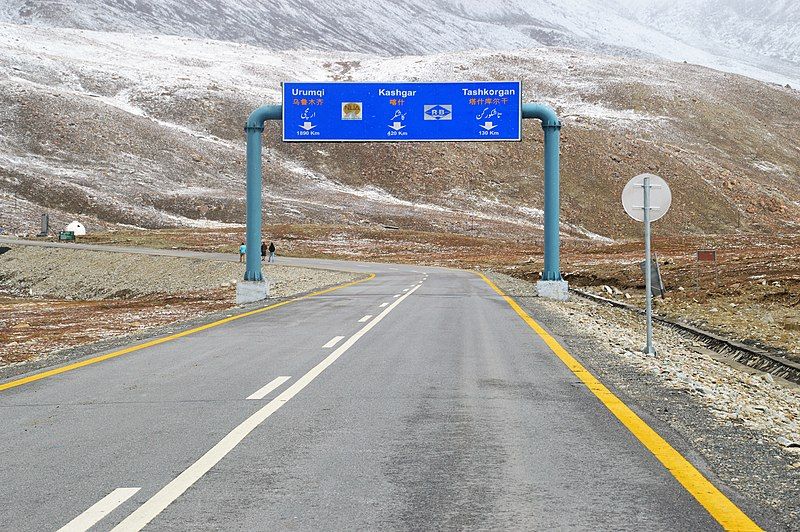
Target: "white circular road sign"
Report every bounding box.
[621,173,672,222]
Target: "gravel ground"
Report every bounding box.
[484,271,800,531]
[0,245,362,374]
[0,245,355,299]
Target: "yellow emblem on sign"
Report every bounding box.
[341,102,363,120]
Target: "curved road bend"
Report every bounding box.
[0,237,751,530]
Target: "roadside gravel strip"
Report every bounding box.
[0,246,353,299]
[484,271,800,531]
[1,245,362,378]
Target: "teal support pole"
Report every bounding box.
[522,103,562,281]
[243,102,562,285]
[244,104,281,282]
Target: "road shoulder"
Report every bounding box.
[483,271,800,531]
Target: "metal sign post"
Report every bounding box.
[642,175,654,355]
[622,173,672,355]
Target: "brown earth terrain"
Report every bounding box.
[533,234,800,361]
[2,223,797,374]
[1,291,232,365]
[0,244,360,367]
[72,225,800,363]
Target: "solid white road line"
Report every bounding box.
[322,335,345,348]
[246,376,291,400]
[379,302,388,308]
[111,284,421,532]
[58,488,140,532]
[358,315,372,323]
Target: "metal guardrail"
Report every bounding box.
[570,287,800,385]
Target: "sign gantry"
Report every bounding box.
[239,82,566,302]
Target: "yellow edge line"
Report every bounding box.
[0,273,377,392]
[476,273,761,532]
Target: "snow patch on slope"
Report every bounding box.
[1,0,797,86]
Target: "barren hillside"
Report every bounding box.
[0,24,798,241]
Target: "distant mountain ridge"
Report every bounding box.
[1,0,798,86]
[617,0,800,85]
[619,0,800,62]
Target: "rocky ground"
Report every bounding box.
[484,271,800,529]
[537,233,800,363]
[78,226,800,364]
[0,244,360,367]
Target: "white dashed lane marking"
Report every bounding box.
[322,336,345,348]
[246,376,291,400]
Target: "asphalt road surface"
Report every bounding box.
[0,240,756,530]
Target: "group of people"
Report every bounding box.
[238,240,276,263]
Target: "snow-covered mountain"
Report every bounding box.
[617,0,800,87]
[0,2,797,239]
[1,24,798,239]
[619,0,800,63]
[1,0,798,86]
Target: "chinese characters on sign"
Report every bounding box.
[282,82,522,142]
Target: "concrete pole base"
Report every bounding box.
[536,280,569,301]
[236,280,269,304]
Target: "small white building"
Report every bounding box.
[65,221,87,236]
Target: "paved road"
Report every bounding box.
[0,238,746,530]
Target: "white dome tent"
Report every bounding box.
[64,221,86,236]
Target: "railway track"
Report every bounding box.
[570,288,800,385]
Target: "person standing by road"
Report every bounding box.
[268,241,276,263]
[238,241,246,263]
[260,241,267,262]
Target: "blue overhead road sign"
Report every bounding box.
[282,81,521,142]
